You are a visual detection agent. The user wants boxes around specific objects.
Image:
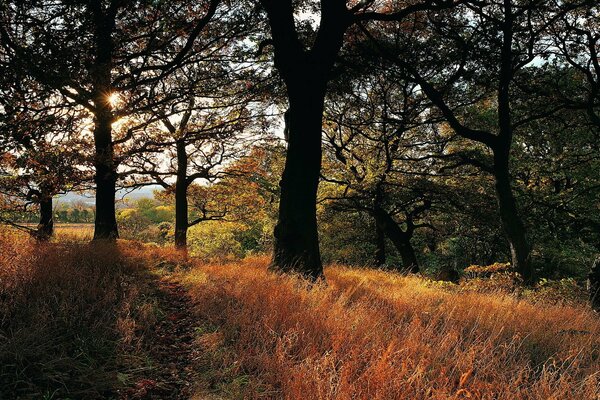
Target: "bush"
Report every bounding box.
[188,221,245,261]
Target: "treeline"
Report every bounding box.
[6,203,95,224]
[0,0,599,300]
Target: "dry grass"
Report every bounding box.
[2,230,599,399]
[178,257,600,400]
[53,223,95,241]
[0,229,159,399]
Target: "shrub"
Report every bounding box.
[188,221,245,261]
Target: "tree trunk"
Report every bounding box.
[262,0,348,279]
[493,152,532,283]
[492,1,533,282]
[91,6,118,240]
[35,196,53,240]
[93,110,118,240]
[373,208,419,273]
[374,215,386,267]
[271,83,326,279]
[174,139,188,249]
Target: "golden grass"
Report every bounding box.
[53,223,95,241]
[178,257,600,399]
[2,230,599,399]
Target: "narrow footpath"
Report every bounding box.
[120,277,197,400]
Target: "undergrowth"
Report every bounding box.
[0,231,159,399]
[2,229,599,399]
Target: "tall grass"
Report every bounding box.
[180,257,600,399]
[0,230,157,399]
[53,223,95,242]
[2,230,599,399]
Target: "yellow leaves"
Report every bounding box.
[464,262,512,275]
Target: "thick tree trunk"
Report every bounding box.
[35,196,53,240]
[174,139,188,249]
[374,217,386,267]
[262,0,348,279]
[493,152,532,283]
[93,110,118,240]
[373,208,419,273]
[492,1,533,282]
[91,6,118,240]
[271,84,326,279]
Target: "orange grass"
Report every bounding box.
[2,230,599,399]
[178,257,600,399]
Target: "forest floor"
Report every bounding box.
[1,230,600,399]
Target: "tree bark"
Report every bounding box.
[490,0,532,283]
[588,256,600,311]
[91,5,118,240]
[262,0,348,280]
[272,82,326,279]
[93,109,118,240]
[373,208,419,273]
[493,151,532,283]
[174,139,188,249]
[35,196,54,240]
[374,217,386,267]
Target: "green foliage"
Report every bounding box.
[188,221,245,260]
[523,278,588,307]
[318,208,379,266]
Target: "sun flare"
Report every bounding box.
[107,92,120,107]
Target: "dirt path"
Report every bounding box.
[120,276,198,399]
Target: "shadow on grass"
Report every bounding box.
[0,232,163,399]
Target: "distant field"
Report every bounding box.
[54,223,94,240]
[21,223,95,240]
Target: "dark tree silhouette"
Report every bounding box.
[0,0,220,240]
[259,0,458,279]
[360,0,579,283]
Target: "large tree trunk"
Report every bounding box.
[35,196,53,240]
[373,208,419,273]
[91,5,118,240]
[174,139,188,249]
[493,152,532,283]
[271,83,326,279]
[492,1,532,282]
[93,110,118,240]
[374,217,386,267]
[261,0,348,279]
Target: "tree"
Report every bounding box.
[548,1,600,293]
[0,0,220,240]
[258,0,459,279]
[321,63,439,271]
[360,0,579,283]
[0,66,87,239]
[122,68,262,249]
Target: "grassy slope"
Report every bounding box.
[1,230,599,399]
[0,231,162,399]
[180,258,600,399]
